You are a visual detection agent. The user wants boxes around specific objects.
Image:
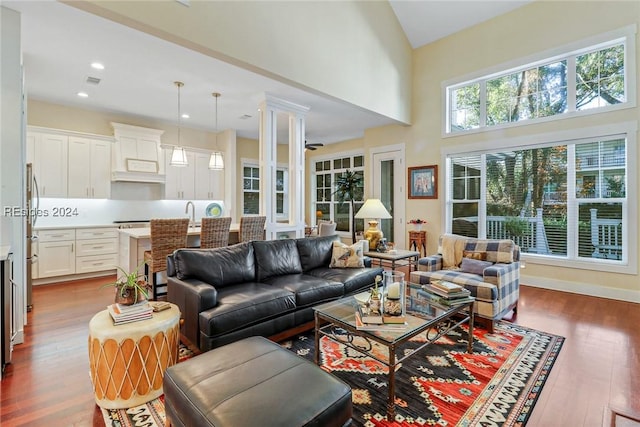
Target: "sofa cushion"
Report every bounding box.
[253,239,303,282]
[296,235,338,272]
[463,250,487,261]
[173,244,255,287]
[329,241,365,268]
[309,266,383,295]
[264,274,344,307]
[200,283,296,337]
[464,239,515,263]
[460,257,493,275]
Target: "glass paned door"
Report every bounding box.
[372,147,405,249]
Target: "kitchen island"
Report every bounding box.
[118,225,241,282]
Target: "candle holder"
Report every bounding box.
[383,271,405,316]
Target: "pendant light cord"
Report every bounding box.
[177,82,182,146]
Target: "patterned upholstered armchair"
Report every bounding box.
[409,234,520,332]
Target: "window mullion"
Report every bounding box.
[566,144,578,258]
[478,153,487,238]
[567,55,577,112]
[479,80,487,128]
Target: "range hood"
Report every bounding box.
[111,170,165,183]
[111,123,166,183]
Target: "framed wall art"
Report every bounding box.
[408,165,438,199]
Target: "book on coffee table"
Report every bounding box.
[355,311,406,331]
[423,284,471,299]
[430,280,464,293]
[356,305,383,324]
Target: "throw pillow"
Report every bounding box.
[463,250,487,261]
[330,241,365,268]
[460,257,493,275]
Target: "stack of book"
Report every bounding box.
[354,304,407,331]
[107,301,153,325]
[420,280,474,306]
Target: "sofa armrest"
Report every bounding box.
[483,262,520,311]
[167,277,218,349]
[418,254,443,272]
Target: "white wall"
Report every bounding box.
[1,5,25,342]
[69,0,412,124]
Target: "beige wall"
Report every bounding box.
[345,0,639,300]
[70,0,412,124]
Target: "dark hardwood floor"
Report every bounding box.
[1,276,638,426]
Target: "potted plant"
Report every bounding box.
[408,219,427,231]
[333,170,364,243]
[101,263,150,305]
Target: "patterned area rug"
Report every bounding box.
[102,322,563,427]
[283,321,564,427]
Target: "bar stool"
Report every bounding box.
[239,216,266,242]
[144,218,189,300]
[200,217,232,249]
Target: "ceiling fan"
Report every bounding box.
[304,140,324,151]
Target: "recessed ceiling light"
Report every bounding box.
[77,92,89,98]
[181,114,190,119]
[91,62,104,70]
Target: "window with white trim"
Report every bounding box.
[312,154,365,236]
[242,163,288,217]
[446,129,633,271]
[446,28,634,134]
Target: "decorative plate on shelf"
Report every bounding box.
[205,202,223,218]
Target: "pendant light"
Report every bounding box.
[170,81,188,167]
[208,92,224,170]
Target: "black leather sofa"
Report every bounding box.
[167,235,383,351]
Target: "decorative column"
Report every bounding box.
[258,95,309,240]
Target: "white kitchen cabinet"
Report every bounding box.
[68,137,111,198]
[75,227,118,274]
[194,152,224,200]
[165,150,195,200]
[31,133,68,198]
[37,229,76,278]
[111,122,165,182]
[35,227,118,280]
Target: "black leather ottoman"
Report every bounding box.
[163,336,352,427]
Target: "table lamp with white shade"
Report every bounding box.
[354,199,392,251]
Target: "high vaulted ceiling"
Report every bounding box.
[5,1,531,145]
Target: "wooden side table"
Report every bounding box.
[408,230,427,257]
[88,303,181,409]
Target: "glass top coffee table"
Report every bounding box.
[313,286,474,420]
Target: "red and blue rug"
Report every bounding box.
[102,321,563,427]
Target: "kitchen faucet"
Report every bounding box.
[185,201,195,228]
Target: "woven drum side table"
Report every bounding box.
[88,303,180,409]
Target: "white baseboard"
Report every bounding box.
[521,274,640,303]
[33,270,115,286]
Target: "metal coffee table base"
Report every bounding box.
[314,301,474,420]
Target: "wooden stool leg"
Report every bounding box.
[145,262,157,301]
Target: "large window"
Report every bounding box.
[446,28,634,134]
[312,154,365,236]
[242,163,287,217]
[446,128,634,272]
